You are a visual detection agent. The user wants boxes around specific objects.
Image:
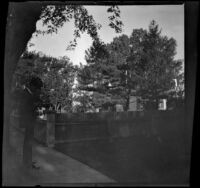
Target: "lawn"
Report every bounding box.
[55,135,190,185]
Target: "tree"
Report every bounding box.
[43,56,77,112]
[73,90,94,113]
[12,51,77,112]
[77,39,119,110]
[78,32,146,111]
[135,20,182,109]
[77,20,183,111]
[106,33,144,111]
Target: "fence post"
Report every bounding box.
[46,112,56,147]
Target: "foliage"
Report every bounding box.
[36,5,123,50]
[77,20,184,111]
[73,90,94,113]
[76,39,118,110]
[135,21,183,108]
[12,51,77,111]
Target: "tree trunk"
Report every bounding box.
[124,89,131,111]
[155,98,159,110]
[124,95,130,111]
[3,2,42,177]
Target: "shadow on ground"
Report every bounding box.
[55,135,190,185]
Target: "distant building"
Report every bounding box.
[129,96,137,111]
[95,108,100,113]
[116,104,124,112]
[158,99,167,110]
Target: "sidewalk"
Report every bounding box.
[3,124,116,186]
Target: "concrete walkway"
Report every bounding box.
[3,124,116,186]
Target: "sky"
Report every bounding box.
[28,4,184,66]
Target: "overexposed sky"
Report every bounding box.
[28,4,184,65]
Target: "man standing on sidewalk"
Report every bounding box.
[17,76,43,169]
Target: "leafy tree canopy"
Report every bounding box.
[35,5,123,50]
[77,20,184,111]
[12,51,77,111]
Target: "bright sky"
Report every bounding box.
[28,4,184,66]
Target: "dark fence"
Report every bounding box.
[55,113,109,142]
[34,119,47,145]
[54,109,186,146]
[10,113,49,145]
[10,109,188,154]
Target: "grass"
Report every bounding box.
[55,135,190,185]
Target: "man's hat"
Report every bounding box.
[29,76,43,89]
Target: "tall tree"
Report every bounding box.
[77,20,183,111]
[78,33,145,111]
[78,39,124,110]
[135,20,181,109]
[43,56,77,112]
[77,40,114,110]
[13,51,77,112]
[106,33,144,111]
